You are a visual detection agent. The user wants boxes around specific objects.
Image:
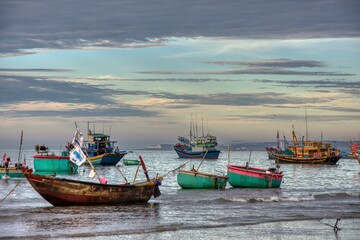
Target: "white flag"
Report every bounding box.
[69,145,87,166]
[72,128,84,148]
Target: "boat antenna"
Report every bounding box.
[305,106,309,141]
[201,112,204,137]
[195,113,198,138]
[246,150,252,170]
[227,145,231,165]
[17,130,23,165]
[190,113,193,141]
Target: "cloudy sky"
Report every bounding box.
[0,0,359,149]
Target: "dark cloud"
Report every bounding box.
[254,79,360,88]
[0,74,148,105]
[1,0,359,55]
[138,68,354,76]
[205,59,326,68]
[0,68,74,72]
[151,92,333,106]
[228,113,360,122]
[3,106,158,118]
[85,77,246,83]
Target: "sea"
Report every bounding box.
[0,150,359,240]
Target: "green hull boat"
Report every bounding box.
[227,165,283,188]
[33,155,78,174]
[0,167,24,179]
[177,169,228,189]
[123,159,140,165]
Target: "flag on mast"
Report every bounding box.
[70,127,86,166]
[72,128,84,148]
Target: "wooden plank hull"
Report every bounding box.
[274,154,341,165]
[227,165,283,188]
[174,146,220,159]
[177,169,228,189]
[33,155,78,174]
[24,170,160,206]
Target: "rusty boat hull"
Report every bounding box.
[24,170,160,206]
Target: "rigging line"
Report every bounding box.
[0,178,23,204]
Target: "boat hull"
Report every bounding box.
[177,169,228,189]
[174,146,220,159]
[227,165,283,188]
[123,159,140,165]
[23,170,160,206]
[274,154,341,165]
[87,153,126,165]
[33,155,78,174]
[0,167,24,178]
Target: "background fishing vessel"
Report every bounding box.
[0,130,27,179]
[33,145,78,174]
[85,123,126,165]
[174,115,220,159]
[274,127,341,165]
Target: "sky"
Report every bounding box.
[0,0,359,149]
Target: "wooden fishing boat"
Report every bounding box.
[33,154,78,174]
[0,165,25,179]
[123,159,140,165]
[23,169,162,206]
[174,115,221,159]
[174,145,220,159]
[227,165,283,188]
[1,131,28,179]
[33,145,78,174]
[274,126,341,165]
[177,169,227,189]
[85,126,126,165]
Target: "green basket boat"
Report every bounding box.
[227,165,283,188]
[123,159,140,165]
[177,169,228,189]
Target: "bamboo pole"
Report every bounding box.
[196,150,208,171]
[132,163,141,184]
[115,165,128,183]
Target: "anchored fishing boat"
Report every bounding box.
[347,141,359,159]
[24,126,162,206]
[227,150,283,188]
[274,126,341,165]
[177,149,228,189]
[123,159,140,165]
[177,169,227,189]
[266,131,287,159]
[33,145,78,174]
[227,165,283,188]
[1,130,29,179]
[85,123,126,165]
[23,169,161,206]
[174,115,220,159]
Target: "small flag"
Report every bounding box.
[69,145,87,166]
[72,128,84,148]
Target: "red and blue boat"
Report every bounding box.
[227,165,283,188]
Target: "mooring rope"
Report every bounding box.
[0,178,23,204]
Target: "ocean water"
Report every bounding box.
[0,150,359,239]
